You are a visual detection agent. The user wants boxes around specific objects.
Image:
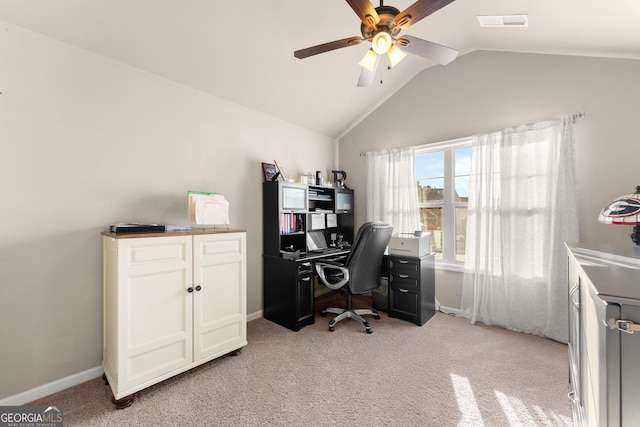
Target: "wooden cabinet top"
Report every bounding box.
[102,228,247,239]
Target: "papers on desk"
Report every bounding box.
[188,191,230,226]
[326,214,337,228]
[310,213,338,230]
[310,213,325,230]
[166,225,195,232]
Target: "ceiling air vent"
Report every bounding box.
[477,14,528,28]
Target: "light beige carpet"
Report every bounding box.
[30,295,573,426]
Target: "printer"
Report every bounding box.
[388,232,431,257]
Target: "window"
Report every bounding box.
[416,138,471,269]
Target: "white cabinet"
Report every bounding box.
[102,231,247,407]
[567,243,640,426]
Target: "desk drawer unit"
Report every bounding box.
[263,256,315,331]
[388,254,435,326]
[296,261,315,328]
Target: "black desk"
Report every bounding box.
[263,250,349,332]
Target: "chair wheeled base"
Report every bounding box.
[321,293,380,334]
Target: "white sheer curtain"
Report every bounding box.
[461,116,579,343]
[366,147,420,234]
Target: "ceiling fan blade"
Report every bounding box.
[395,0,456,30]
[357,54,381,87]
[294,36,364,59]
[396,35,458,65]
[345,0,380,28]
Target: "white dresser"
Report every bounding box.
[102,230,247,408]
[567,243,640,426]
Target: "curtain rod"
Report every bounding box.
[359,112,586,156]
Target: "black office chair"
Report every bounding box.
[315,222,393,334]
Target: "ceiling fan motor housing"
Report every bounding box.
[361,5,402,39]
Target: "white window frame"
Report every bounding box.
[415,137,471,272]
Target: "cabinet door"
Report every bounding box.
[193,233,247,361]
[582,276,621,427]
[117,236,193,391]
[567,256,583,424]
[296,269,314,325]
[389,287,419,320]
[620,304,640,426]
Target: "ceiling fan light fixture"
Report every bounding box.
[387,44,407,68]
[358,49,379,72]
[371,31,393,55]
[293,0,460,87]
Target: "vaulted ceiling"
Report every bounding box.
[1,0,639,138]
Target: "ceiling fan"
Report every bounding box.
[294,0,459,87]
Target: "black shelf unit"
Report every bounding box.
[307,185,354,249]
[263,181,354,256]
[262,181,354,331]
[263,181,308,256]
[308,185,334,211]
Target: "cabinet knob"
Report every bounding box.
[195,285,202,291]
[187,287,194,293]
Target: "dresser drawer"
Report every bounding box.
[388,257,420,274]
[296,261,313,276]
[388,273,419,290]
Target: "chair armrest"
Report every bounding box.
[316,257,346,266]
[315,262,349,290]
[325,254,348,263]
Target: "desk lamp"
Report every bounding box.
[598,185,640,245]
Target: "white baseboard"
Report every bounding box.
[247,309,263,322]
[0,366,103,406]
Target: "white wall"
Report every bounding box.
[339,50,640,310]
[0,22,335,399]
